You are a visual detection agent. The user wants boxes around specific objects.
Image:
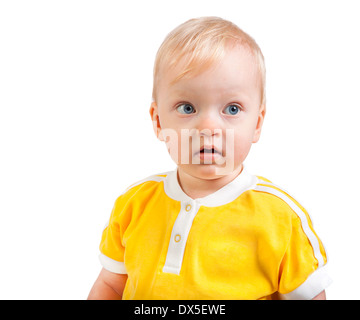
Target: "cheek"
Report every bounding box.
[227,129,254,160]
[162,129,192,164]
[159,126,180,162]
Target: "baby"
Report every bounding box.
[88,17,331,300]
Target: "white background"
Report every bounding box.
[0,0,359,299]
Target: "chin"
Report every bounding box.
[180,163,230,180]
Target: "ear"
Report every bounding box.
[149,102,164,141]
[253,104,266,143]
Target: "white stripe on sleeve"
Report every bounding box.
[254,184,325,268]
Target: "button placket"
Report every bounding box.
[163,200,199,274]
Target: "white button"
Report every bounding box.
[174,234,181,242]
[185,204,192,212]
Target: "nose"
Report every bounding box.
[196,110,222,137]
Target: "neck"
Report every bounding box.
[177,165,243,199]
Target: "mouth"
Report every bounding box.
[199,147,221,155]
[194,146,222,163]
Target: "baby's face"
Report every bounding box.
[151,45,265,181]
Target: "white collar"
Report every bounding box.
[163,167,257,207]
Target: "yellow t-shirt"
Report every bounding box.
[99,168,331,300]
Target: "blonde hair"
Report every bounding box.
[152,16,266,106]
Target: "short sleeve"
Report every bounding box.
[278,210,332,299]
[99,196,129,274]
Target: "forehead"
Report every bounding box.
[158,44,261,100]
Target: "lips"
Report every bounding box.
[193,145,223,163]
[199,147,221,155]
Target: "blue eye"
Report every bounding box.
[176,103,195,114]
[224,104,241,115]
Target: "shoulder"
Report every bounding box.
[249,176,313,235]
[123,171,170,193]
[251,176,308,217]
[114,171,171,205]
[107,171,171,224]
[252,176,326,262]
